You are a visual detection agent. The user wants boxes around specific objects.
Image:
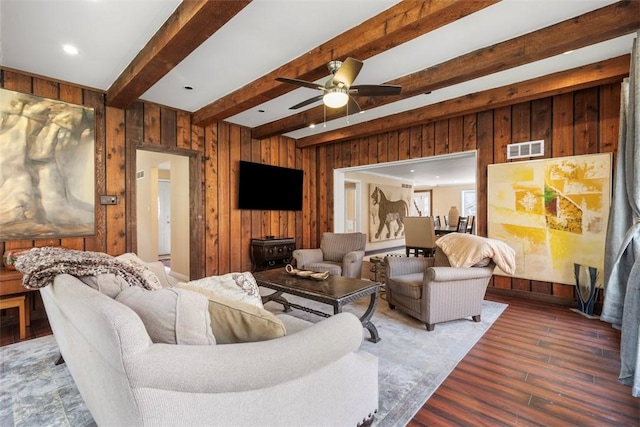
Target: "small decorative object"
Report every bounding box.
[285,264,300,275]
[310,271,330,281]
[296,270,313,278]
[448,206,460,228]
[2,248,31,270]
[571,263,599,319]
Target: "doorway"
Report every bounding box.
[333,151,477,234]
[344,180,361,232]
[136,150,190,281]
[157,179,171,256]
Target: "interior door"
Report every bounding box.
[157,180,171,256]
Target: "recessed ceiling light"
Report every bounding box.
[62,44,79,55]
[309,123,316,129]
[410,169,415,173]
[563,50,575,55]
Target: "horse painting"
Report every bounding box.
[370,186,409,240]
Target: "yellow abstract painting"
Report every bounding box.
[488,153,612,286]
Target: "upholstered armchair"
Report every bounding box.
[292,232,366,278]
[384,247,495,331]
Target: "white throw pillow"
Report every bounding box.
[179,284,286,344]
[435,233,515,274]
[79,274,130,298]
[184,272,263,308]
[116,286,216,345]
[116,253,164,289]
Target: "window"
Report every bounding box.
[461,190,476,216]
[411,190,432,216]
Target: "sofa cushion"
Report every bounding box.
[179,284,286,344]
[183,272,263,308]
[387,274,423,299]
[79,273,130,298]
[115,286,216,345]
[116,253,164,288]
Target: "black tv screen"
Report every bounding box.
[238,161,303,210]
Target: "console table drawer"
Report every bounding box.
[250,238,295,272]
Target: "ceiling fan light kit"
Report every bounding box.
[277,57,402,112]
[323,88,349,108]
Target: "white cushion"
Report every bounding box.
[436,233,515,274]
[184,272,263,308]
[79,274,130,298]
[116,286,216,345]
[179,284,286,344]
[116,253,163,289]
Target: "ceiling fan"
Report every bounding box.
[276,57,402,112]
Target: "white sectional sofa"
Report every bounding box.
[39,270,379,426]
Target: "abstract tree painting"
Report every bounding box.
[0,88,95,240]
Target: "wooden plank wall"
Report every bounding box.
[0,66,621,303]
[304,82,621,302]
[0,68,297,280]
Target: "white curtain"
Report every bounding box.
[601,32,640,398]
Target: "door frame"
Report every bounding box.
[126,142,203,280]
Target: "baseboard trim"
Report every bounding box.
[486,287,575,307]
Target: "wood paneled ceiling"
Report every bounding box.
[1,0,637,148]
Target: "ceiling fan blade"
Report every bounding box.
[333,57,363,88]
[290,94,324,110]
[276,77,324,91]
[350,85,402,96]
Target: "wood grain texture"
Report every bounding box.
[408,294,639,427]
[0,69,623,303]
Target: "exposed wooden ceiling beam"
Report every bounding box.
[296,54,630,148]
[192,0,499,127]
[254,1,639,140]
[106,0,251,109]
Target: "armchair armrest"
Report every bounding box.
[292,248,323,268]
[385,256,434,278]
[343,250,365,265]
[425,266,494,282]
[126,312,364,394]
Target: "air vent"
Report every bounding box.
[507,140,544,160]
[136,170,145,180]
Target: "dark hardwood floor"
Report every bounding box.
[410,293,639,426]
[1,292,637,425]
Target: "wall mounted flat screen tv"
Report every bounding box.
[238,161,304,210]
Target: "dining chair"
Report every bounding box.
[433,215,441,228]
[403,216,437,257]
[456,216,469,233]
[444,216,449,227]
[467,215,475,234]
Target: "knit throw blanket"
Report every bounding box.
[14,247,162,290]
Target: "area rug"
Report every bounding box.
[0,295,506,427]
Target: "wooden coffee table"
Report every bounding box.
[254,268,381,343]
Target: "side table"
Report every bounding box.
[0,267,32,339]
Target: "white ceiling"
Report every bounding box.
[0,0,635,186]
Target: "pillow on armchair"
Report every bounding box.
[436,233,515,274]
